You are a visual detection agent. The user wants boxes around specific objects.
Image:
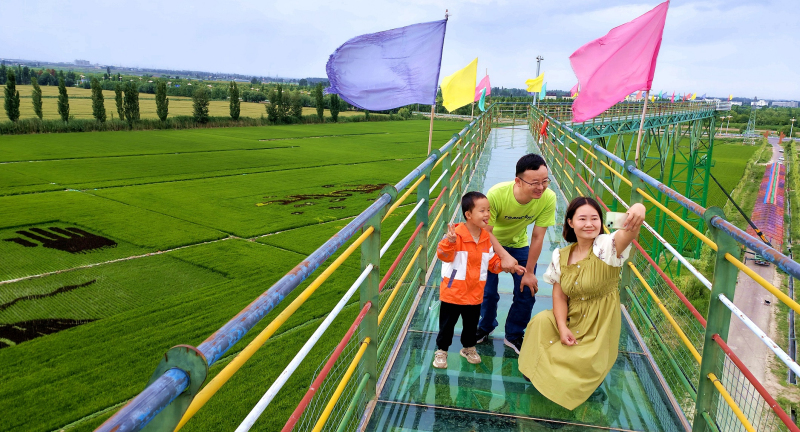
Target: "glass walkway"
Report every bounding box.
[366,126,689,431]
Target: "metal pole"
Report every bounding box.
[634,89,651,168]
[534,55,543,107]
[428,103,435,155]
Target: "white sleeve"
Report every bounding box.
[593,233,632,267]
[542,248,561,284]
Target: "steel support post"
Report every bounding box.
[692,207,740,432]
[416,163,432,275]
[359,212,381,399]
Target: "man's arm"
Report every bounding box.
[485,225,519,272]
[519,225,546,293]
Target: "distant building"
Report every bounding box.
[75,59,90,66]
[731,101,743,106]
[753,99,768,108]
[772,101,798,108]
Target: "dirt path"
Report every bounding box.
[727,136,782,383]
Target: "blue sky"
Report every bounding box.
[2,0,799,100]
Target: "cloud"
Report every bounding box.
[1,0,798,99]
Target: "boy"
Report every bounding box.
[434,191,525,368]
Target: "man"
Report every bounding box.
[478,153,556,355]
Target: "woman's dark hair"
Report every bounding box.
[563,197,604,242]
[461,191,487,218]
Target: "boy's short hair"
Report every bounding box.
[516,153,547,176]
[461,191,488,218]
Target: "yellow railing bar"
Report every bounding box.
[725,253,800,315]
[449,179,461,198]
[636,188,717,251]
[431,151,450,171]
[580,144,598,159]
[628,262,703,364]
[176,227,375,430]
[429,202,448,232]
[383,175,426,222]
[598,160,633,187]
[378,245,423,324]
[707,372,756,432]
[311,337,371,432]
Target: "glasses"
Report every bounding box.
[518,177,550,188]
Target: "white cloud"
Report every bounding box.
[1,0,798,99]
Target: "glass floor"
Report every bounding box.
[365,126,689,431]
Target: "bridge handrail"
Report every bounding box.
[531,104,800,432]
[97,105,494,432]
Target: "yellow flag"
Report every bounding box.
[690,93,697,100]
[729,94,733,101]
[441,58,478,112]
[525,73,545,93]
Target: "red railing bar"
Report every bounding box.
[281,301,372,432]
[428,187,448,216]
[379,222,424,293]
[713,334,800,432]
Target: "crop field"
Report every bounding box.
[0,84,361,121]
[0,119,466,431]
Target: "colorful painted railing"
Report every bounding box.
[530,102,800,432]
[95,106,494,432]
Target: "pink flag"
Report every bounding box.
[635,91,642,100]
[570,83,579,97]
[474,75,491,102]
[671,91,675,102]
[569,1,669,122]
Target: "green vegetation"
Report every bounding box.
[123,81,140,124]
[30,77,42,120]
[156,80,169,121]
[192,85,210,124]
[228,81,239,121]
[57,78,69,122]
[4,70,20,122]
[91,78,106,123]
[0,119,465,431]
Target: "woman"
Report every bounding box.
[518,196,645,410]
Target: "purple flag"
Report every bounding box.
[325,20,447,111]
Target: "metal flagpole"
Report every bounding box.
[428,100,436,154]
[534,55,543,107]
[634,89,651,167]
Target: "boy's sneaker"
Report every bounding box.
[460,347,482,364]
[475,328,491,344]
[504,337,523,355]
[433,350,448,369]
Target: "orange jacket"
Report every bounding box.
[437,223,503,305]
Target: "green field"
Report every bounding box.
[0,84,360,121]
[0,119,465,431]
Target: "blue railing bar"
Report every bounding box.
[543,112,625,165]
[711,216,800,280]
[97,368,189,432]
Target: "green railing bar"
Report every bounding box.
[625,286,697,400]
[701,412,722,432]
[377,268,423,358]
[335,372,371,432]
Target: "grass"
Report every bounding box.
[1,84,360,121]
[0,119,466,431]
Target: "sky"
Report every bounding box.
[2,0,799,100]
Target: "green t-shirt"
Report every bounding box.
[487,181,557,248]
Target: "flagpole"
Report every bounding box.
[634,89,650,167]
[428,101,435,155]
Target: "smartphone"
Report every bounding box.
[605,212,627,230]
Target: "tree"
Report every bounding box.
[0,62,6,85]
[290,92,303,120]
[4,70,20,122]
[193,86,210,123]
[228,81,240,120]
[330,94,340,122]
[299,78,308,87]
[251,77,259,85]
[21,66,30,84]
[31,76,43,120]
[123,81,140,124]
[114,83,125,120]
[57,77,70,122]
[156,80,169,121]
[107,66,111,75]
[314,83,324,121]
[91,78,106,122]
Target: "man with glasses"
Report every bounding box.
[478,153,556,355]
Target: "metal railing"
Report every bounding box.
[530,102,800,432]
[95,104,494,432]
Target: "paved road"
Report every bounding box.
[727,136,783,383]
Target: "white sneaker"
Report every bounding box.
[460,347,481,364]
[433,349,448,369]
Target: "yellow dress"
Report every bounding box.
[518,233,631,410]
